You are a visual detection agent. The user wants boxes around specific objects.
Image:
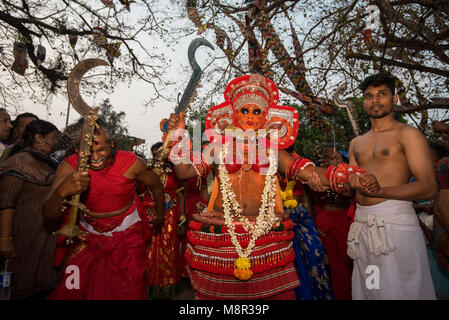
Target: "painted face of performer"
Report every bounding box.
[236,103,264,130]
[363,84,398,119]
[89,128,115,171]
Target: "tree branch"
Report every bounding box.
[345,53,449,78]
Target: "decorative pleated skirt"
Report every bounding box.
[185,219,300,300]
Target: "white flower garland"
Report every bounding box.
[218,143,278,260]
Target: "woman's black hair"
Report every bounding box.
[9,119,58,157]
[9,119,59,168]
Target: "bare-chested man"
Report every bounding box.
[347,73,437,299]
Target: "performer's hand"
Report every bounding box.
[348,172,363,192]
[359,173,380,194]
[307,171,329,192]
[349,173,380,195]
[167,112,186,131]
[57,171,90,198]
[0,239,16,258]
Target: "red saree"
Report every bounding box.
[48,151,149,300]
[314,203,352,300]
[140,169,184,299]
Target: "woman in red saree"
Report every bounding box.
[140,142,184,299]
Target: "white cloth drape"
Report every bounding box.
[348,200,436,300]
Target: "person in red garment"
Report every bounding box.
[180,175,208,276]
[41,119,165,300]
[139,142,184,299]
[310,145,353,300]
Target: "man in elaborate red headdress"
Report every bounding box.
[165,74,376,300]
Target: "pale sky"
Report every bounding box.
[16,32,216,157]
[2,2,218,157]
[7,2,443,157]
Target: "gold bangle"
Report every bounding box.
[0,236,12,241]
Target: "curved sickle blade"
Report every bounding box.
[67,59,109,117]
[333,82,361,136]
[176,38,214,114]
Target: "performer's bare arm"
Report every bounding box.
[126,157,165,228]
[280,146,379,194]
[42,161,90,221]
[173,163,200,179]
[166,112,209,180]
[277,149,330,186]
[347,137,376,193]
[364,127,437,200]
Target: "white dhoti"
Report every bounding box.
[347,200,436,300]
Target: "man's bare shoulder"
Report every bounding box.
[398,123,422,133]
[350,131,370,145]
[397,124,426,141]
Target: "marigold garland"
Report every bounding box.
[235,256,251,269]
[233,267,253,281]
[280,180,298,208]
[218,144,278,281]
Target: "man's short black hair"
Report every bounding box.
[359,73,397,96]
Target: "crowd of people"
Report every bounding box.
[0,72,448,300]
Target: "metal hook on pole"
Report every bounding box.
[160,38,214,158]
[54,58,109,243]
[333,81,361,136]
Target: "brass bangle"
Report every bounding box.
[0,236,12,241]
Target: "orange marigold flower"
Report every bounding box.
[233,268,253,281]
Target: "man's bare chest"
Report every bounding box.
[354,133,405,166]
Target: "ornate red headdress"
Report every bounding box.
[205,74,299,149]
